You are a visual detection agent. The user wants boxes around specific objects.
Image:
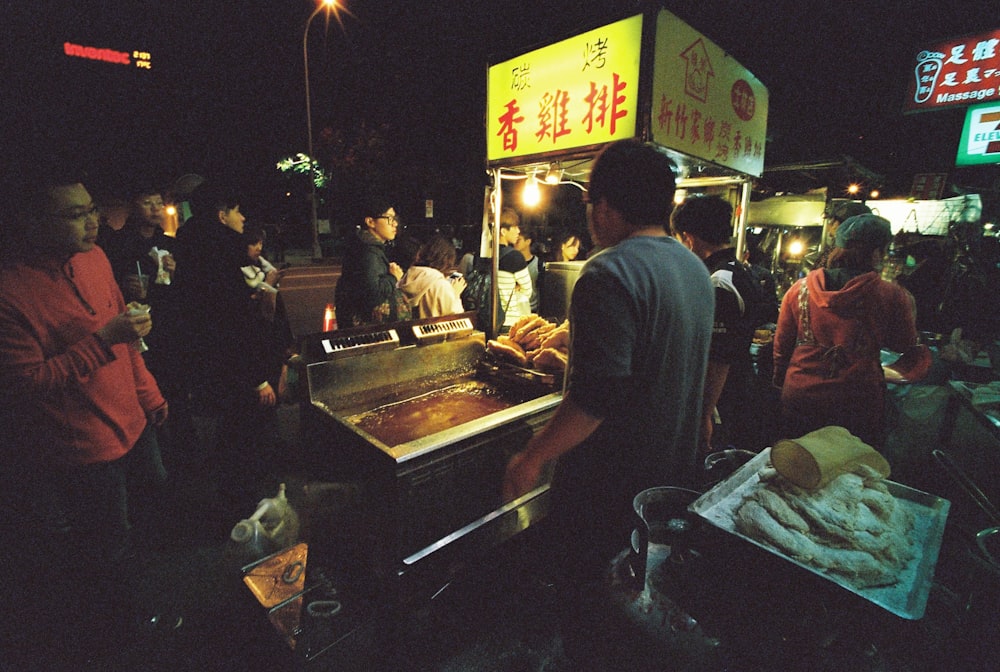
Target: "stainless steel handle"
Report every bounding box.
[932,449,1000,526]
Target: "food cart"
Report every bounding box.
[483,7,769,332]
[255,9,774,665]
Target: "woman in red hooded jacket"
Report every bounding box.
[773,214,927,449]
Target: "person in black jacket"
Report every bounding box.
[334,198,411,327]
[172,181,277,506]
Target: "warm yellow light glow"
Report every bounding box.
[847,183,860,195]
[165,204,177,216]
[544,164,562,185]
[316,0,351,32]
[787,239,805,256]
[869,190,880,199]
[523,176,540,207]
[674,189,687,205]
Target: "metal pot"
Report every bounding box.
[702,449,758,487]
[626,486,702,591]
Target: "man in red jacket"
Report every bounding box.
[0,169,169,655]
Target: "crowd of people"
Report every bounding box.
[498,140,937,669]
[0,140,963,670]
[0,166,300,666]
[332,195,594,331]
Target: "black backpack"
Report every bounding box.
[713,259,778,331]
[461,254,504,330]
[744,262,780,327]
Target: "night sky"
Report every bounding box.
[5,0,1000,228]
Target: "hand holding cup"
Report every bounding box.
[98,304,152,346]
[124,273,149,300]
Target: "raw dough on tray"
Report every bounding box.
[734,464,915,589]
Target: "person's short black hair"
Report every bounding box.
[244,222,266,245]
[587,139,677,227]
[6,163,86,221]
[1,162,89,254]
[518,221,535,240]
[127,178,165,203]
[669,195,734,246]
[366,197,395,220]
[189,180,240,217]
[499,207,520,230]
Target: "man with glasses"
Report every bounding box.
[0,169,169,663]
[334,198,412,326]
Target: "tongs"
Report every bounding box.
[478,356,556,385]
[932,449,1000,526]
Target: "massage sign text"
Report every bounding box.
[63,41,152,70]
[487,15,642,161]
[905,28,1000,112]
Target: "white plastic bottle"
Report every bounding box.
[228,483,300,565]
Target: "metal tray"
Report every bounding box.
[689,448,950,620]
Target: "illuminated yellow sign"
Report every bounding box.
[487,14,643,162]
[650,11,768,176]
[63,41,152,70]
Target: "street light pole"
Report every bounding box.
[303,0,337,260]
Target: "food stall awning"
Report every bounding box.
[485,8,769,181]
[747,191,828,229]
[478,8,768,335]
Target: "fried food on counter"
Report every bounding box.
[529,347,568,373]
[733,464,915,589]
[488,315,569,373]
[486,335,528,367]
[508,314,546,342]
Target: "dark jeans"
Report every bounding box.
[3,426,166,660]
[7,425,166,573]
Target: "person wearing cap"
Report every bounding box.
[772,214,927,449]
[813,200,872,270]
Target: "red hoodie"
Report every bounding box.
[0,247,165,466]
[772,269,918,443]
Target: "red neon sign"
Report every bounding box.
[63,41,152,70]
[905,28,1000,113]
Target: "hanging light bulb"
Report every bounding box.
[523,174,540,207]
[544,163,563,185]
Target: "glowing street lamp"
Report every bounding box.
[303,0,340,259]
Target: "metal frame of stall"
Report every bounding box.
[480,7,769,338]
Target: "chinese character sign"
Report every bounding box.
[487,15,642,162]
[905,28,1000,113]
[650,10,768,177]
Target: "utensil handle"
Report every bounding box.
[932,449,1000,526]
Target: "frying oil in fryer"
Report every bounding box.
[349,383,516,447]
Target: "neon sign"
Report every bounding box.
[63,41,152,70]
[905,28,1000,113]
